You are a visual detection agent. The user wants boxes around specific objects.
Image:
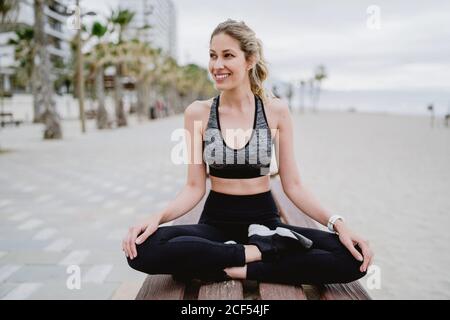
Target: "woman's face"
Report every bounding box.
[209,33,253,91]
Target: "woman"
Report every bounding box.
[123,19,373,285]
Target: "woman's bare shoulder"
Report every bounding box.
[198,97,215,110]
[264,96,291,128]
[265,96,290,113]
[184,98,216,135]
[184,98,213,119]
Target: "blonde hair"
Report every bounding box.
[210,19,273,104]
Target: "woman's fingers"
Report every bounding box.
[122,238,128,258]
[129,227,140,259]
[125,232,133,259]
[136,224,156,245]
[123,224,146,259]
[359,241,373,272]
[344,239,364,262]
[135,227,150,245]
[340,233,374,273]
[366,255,373,272]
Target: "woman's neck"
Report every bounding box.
[220,87,254,112]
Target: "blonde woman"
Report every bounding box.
[123,19,373,284]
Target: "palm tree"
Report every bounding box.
[133,43,159,120]
[0,0,20,32]
[313,65,327,112]
[158,56,182,114]
[178,64,214,107]
[119,41,168,121]
[109,9,135,44]
[34,0,62,139]
[7,27,41,121]
[89,21,109,129]
[109,8,135,127]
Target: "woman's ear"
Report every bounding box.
[247,56,257,70]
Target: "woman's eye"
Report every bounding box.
[209,54,233,58]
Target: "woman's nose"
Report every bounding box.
[214,59,225,69]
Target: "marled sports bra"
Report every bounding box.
[202,93,272,179]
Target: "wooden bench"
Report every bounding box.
[136,176,371,300]
[0,112,23,127]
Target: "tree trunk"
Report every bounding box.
[34,0,62,139]
[136,79,146,122]
[315,81,322,112]
[114,66,127,127]
[167,86,179,114]
[95,66,109,129]
[31,67,41,123]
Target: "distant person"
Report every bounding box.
[286,83,293,111]
[427,103,435,128]
[123,19,373,285]
[445,104,450,128]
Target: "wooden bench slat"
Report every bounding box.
[259,283,306,300]
[270,176,371,300]
[135,275,186,300]
[320,282,371,300]
[198,280,244,300]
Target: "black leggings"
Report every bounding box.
[127,189,367,285]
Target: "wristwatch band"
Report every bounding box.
[327,215,344,233]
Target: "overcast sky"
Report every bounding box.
[85,0,450,92]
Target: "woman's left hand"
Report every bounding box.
[334,221,374,273]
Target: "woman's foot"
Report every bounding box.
[247,224,313,261]
[244,244,262,263]
[223,265,247,280]
[224,240,262,263]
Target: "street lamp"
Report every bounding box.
[67,0,96,133]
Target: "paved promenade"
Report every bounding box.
[0,116,185,299]
[1,110,449,299]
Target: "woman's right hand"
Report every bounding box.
[122,213,162,260]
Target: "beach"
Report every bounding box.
[0,110,449,299]
[291,110,450,299]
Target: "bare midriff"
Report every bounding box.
[210,175,271,195]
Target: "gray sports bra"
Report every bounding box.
[202,93,272,179]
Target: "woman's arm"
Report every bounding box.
[156,185,205,224]
[123,101,207,259]
[272,98,332,226]
[273,98,373,271]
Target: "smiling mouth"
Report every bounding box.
[215,73,231,81]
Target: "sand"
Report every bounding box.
[290,110,450,299]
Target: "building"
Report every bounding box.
[119,0,178,60]
[0,0,73,94]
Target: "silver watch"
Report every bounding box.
[327,215,344,233]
